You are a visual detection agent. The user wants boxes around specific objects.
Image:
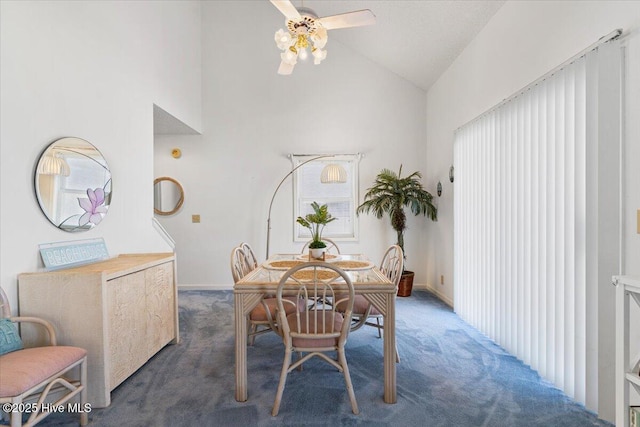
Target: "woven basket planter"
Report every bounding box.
[397,271,415,297]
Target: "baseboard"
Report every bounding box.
[414,283,453,307]
[178,284,233,291]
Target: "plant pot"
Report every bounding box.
[397,271,414,297]
[309,248,326,260]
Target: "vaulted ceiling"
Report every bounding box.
[291,0,506,91]
[156,1,506,134]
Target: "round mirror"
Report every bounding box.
[35,137,112,232]
[153,177,184,216]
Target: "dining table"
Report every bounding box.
[234,253,397,404]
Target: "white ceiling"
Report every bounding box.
[153,104,199,135]
[296,0,506,91]
[155,1,506,134]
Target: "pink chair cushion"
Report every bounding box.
[336,295,380,316]
[0,346,86,398]
[250,297,304,321]
[286,311,344,348]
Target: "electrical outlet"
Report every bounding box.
[440,275,444,285]
[192,214,200,223]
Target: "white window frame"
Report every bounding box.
[291,154,360,242]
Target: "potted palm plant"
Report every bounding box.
[357,165,437,296]
[296,201,337,259]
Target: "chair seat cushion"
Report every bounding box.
[250,297,304,321]
[286,311,344,348]
[0,346,86,398]
[336,295,380,316]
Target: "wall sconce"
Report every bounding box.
[449,165,454,183]
[171,148,182,159]
[437,181,442,197]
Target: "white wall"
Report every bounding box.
[153,0,430,287]
[425,0,640,421]
[0,1,202,311]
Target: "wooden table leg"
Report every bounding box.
[235,292,248,402]
[383,292,397,403]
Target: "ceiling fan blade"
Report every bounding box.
[270,0,301,21]
[318,9,376,30]
[278,61,295,75]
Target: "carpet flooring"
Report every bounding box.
[30,290,612,426]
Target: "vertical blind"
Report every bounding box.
[454,39,621,410]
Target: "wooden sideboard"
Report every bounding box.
[18,253,179,408]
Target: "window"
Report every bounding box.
[292,154,360,242]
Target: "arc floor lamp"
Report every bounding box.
[265,154,347,259]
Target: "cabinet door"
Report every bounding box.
[107,271,148,389]
[145,261,176,357]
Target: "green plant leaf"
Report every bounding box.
[309,240,327,249]
[296,201,336,244]
[356,165,438,261]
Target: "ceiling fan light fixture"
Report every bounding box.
[270,0,375,75]
[274,23,324,66]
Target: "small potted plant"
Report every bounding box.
[357,165,437,296]
[296,201,337,259]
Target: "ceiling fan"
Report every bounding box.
[270,0,376,75]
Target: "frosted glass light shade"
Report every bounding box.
[312,48,327,65]
[275,29,292,50]
[281,49,298,65]
[320,163,347,183]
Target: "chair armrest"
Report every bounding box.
[10,316,57,346]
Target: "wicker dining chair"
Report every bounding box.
[230,246,252,283]
[0,287,88,427]
[239,242,258,271]
[230,246,304,345]
[272,262,358,416]
[336,245,403,362]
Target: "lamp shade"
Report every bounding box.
[38,153,70,176]
[320,163,347,183]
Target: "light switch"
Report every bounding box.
[192,214,200,223]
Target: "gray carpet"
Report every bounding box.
[35,290,612,426]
